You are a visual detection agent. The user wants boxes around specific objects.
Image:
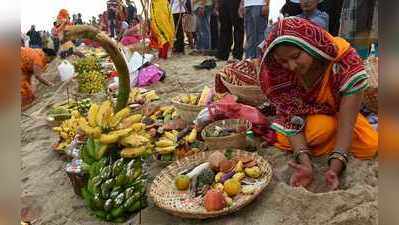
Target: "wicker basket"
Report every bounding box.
[149,149,272,219]
[201,119,252,150]
[363,57,378,113]
[172,96,205,123]
[221,76,267,107]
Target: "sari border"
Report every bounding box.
[264,35,335,61]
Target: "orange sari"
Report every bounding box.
[21,47,47,109]
[274,37,378,159]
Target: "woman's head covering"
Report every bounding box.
[57,9,70,22]
[259,17,367,135]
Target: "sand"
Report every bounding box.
[21,52,378,225]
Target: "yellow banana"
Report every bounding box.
[79,122,101,138]
[186,128,197,143]
[110,107,130,128]
[53,127,62,132]
[161,106,174,117]
[109,128,132,137]
[180,95,190,104]
[118,114,142,129]
[120,146,147,158]
[71,110,81,119]
[189,94,198,105]
[130,123,146,132]
[164,131,177,141]
[96,100,112,127]
[155,139,174,147]
[99,133,120,144]
[120,134,149,147]
[87,103,99,127]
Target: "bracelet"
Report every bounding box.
[332,150,349,162]
[294,147,311,163]
[328,152,348,171]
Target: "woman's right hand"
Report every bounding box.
[288,161,313,188]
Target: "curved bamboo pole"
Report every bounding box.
[62,25,130,112]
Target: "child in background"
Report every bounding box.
[297,0,329,31]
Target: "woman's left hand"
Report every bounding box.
[324,169,339,191]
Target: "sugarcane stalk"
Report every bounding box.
[62,25,130,111]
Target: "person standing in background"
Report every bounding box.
[171,0,187,54]
[215,0,244,61]
[126,0,137,25]
[297,0,329,31]
[76,13,84,25]
[182,0,196,49]
[240,0,269,59]
[209,3,219,53]
[149,0,175,59]
[193,0,213,54]
[26,25,42,48]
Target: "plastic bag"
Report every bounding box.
[137,64,165,87]
[57,60,75,81]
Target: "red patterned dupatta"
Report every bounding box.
[259,17,369,136]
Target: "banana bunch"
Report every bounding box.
[78,100,152,159]
[175,86,212,106]
[48,98,92,121]
[128,88,160,105]
[77,70,106,94]
[73,55,102,74]
[52,110,84,151]
[81,156,147,222]
[147,105,178,123]
[155,130,179,154]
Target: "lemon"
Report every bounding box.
[223,178,241,197]
[175,175,190,191]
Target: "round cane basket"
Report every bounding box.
[201,119,252,150]
[149,149,272,219]
[221,77,267,107]
[172,95,205,123]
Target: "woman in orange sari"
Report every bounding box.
[21,47,54,111]
[259,17,377,190]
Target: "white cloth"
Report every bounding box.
[244,0,265,7]
[171,0,187,14]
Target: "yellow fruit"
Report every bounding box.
[110,107,130,128]
[96,100,112,127]
[109,128,132,137]
[198,86,211,106]
[233,161,244,173]
[180,95,190,104]
[186,128,197,143]
[87,103,99,127]
[163,131,177,141]
[79,123,101,138]
[189,94,198,105]
[120,134,149,147]
[223,179,241,197]
[71,110,81,118]
[215,172,224,183]
[99,133,120,144]
[213,183,224,192]
[130,123,146,132]
[244,166,261,178]
[241,185,256,195]
[175,175,190,191]
[232,172,245,181]
[120,146,147,158]
[155,139,174,147]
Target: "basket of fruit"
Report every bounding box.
[201,119,252,150]
[149,149,272,219]
[172,86,212,123]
